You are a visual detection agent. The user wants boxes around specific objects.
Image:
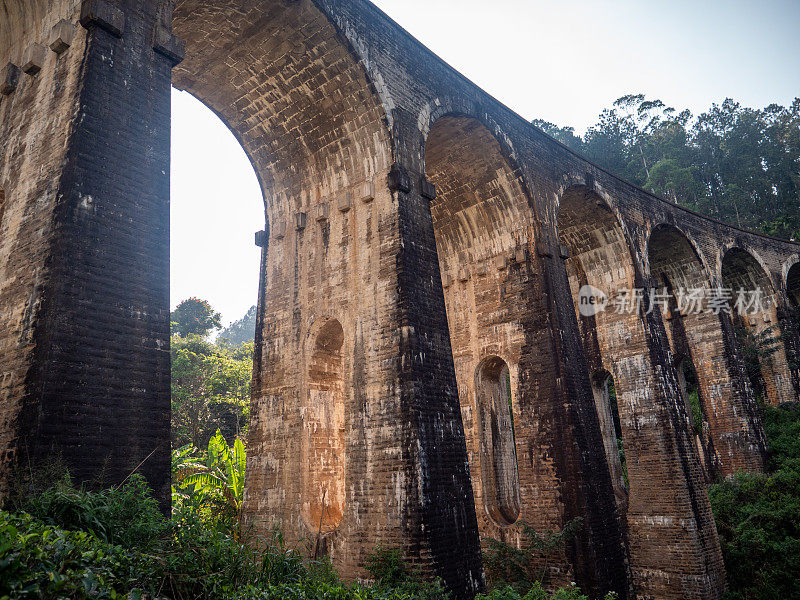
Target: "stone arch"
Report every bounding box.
[302,317,346,534]
[172,0,394,227]
[648,224,763,476]
[423,113,572,562]
[558,186,725,599]
[786,261,800,307]
[474,355,520,527]
[722,247,795,404]
[167,0,400,578]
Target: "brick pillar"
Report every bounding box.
[15,0,175,506]
[535,236,633,600]
[620,288,727,599]
[389,110,484,598]
[242,107,484,599]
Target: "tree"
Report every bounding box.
[218,305,257,346]
[171,334,252,447]
[172,430,247,531]
[534,95,800,241]
[171,297,222,338]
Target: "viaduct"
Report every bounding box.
[2,1,799,598]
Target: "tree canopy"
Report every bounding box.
[171,297,222,338]
[218,305,257,346]
[534,95,800,240]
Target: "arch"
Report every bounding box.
[648,224,764,476]
[474,356,520,526]
[424,114,571,557]
[425,113,534,258]
[302,318,346,534]
[172,0,394,229]
[786,261,800,307]
[722,247,794,404]
[558,185,636,293]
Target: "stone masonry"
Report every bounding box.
[2,1,799,599]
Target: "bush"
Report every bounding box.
[476,582,617,600]
[20,474,166,548]
[482,518,584,594]
[0,510,157,599]
[363,546,449,600]
[1,476,454,600]
[709,402,800,600]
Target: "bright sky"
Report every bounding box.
[170,0,800,325]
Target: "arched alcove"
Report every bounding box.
[722,248,793,404]
[302,318,346,534]
[475,356,520,526]
[675,358,711,476]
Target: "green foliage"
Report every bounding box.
[688,390,704,435]
[218,305,258,346]
[18,474,166,548]
[606,379,628,490]
[733,324,782,400]
[171,332,252,447]
[171,297,223,338]
[363,546,449,600]
[476,582,617,600]
[2,476,456,600]
[482,518,584,594]
[534,96,800,240]
[709,402,800,600]
[0,510,158,600]
[763,402,800,472]
[172,431,247,532]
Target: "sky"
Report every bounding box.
[170,0,800,326]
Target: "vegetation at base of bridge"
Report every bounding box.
[0,423,613,600]
[0,470,606,600]
[535,95,800,241]
[709,401,800,600]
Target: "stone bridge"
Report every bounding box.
[2,1,799,598]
